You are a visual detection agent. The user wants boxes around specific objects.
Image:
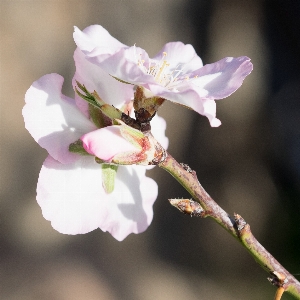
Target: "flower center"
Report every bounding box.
[136,50,185,89]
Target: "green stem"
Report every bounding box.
[159,152,300,299]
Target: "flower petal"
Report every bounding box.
[100,165,157,240]
[152,42,203,73]
[80,126,138,161]
[73,25,125,55]
[74,26,147,84]
[74,26,158,85]
[191,56,253,99]
[23,73,96,164]
[37,155,157,240]
[142,84,221,127]
[151,114,169,149]
[201,99,221,127]
[37,155,108,235]
[99,46,152,84]
[88,46,153,85]
[73,48,134,117]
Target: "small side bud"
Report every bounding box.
[169,199,204,217]
[234,213,247,231]
[80,123,162,166]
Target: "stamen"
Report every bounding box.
[155,60,170,81]
[135,49,196,89]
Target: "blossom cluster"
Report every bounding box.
[23,25,252,241]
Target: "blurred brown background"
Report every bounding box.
[1,0,300,299]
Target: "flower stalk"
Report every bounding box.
[159,152,300,299]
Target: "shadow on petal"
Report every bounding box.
[116,167,150,233]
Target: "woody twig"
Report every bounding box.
[159,152,300,299]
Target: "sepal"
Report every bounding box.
[133,86,165,119]
[112,121,155,165]
[69,139,91,155]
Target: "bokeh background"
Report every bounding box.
[1,0,300,299]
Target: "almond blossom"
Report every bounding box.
[74,25,253,127]
[23,49,168,241]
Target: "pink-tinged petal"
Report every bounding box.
[146,82,203,110]
[144,84,221,127]
[80,126,137,161]
[86,46,154,85]
[191,56,253,99]
[74,25,156,86]
[152,42,203,73]
[37,155,157,240]
[23,74,96,164]
[201,99,221,127]
[73,48,134,116]
[73,25,125,55]
[74,26,144,85]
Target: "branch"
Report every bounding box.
[159,152,300,299]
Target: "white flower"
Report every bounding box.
[23,47,168,240]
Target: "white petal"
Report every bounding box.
[37,155,157,241]
[37,155,108,234]
[23,74,96,164]
[151,114,169,150]
[101,165,157,241]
